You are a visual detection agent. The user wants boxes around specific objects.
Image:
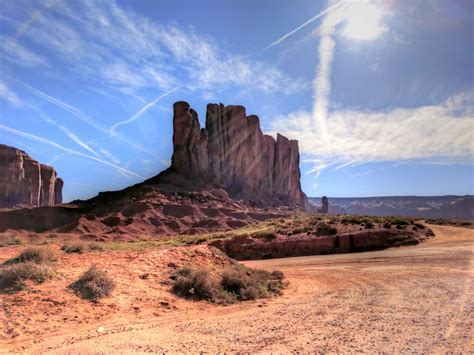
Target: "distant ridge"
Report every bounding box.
[308,195,474,220]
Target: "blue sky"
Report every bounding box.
[0,0,473,201]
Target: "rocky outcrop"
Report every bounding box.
[319,196,329,213]
[168,102,308,209]
[0,144,63,208]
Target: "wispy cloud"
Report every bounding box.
[0,80,21,106]
[4,76,160,159]
[0,35,49,67]
[2,0,305,100]
[271,91,474,165]
[0,123,144,179]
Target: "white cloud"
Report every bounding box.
[2,0,305,100]
[341,1,388,41]
[271,91,474,165]
[0,36,49,67]
[0,81,21,106]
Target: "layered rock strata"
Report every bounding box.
[0,144,63,208]
[169,102,308,209]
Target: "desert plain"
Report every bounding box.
[1,223,472,353]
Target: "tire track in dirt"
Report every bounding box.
[11,224,474,353]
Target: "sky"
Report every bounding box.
[0,0,473,201]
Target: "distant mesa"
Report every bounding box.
[0,144,63,208]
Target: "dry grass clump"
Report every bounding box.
[61,242,104,254]
[5,246,57,265]
[250,230,277,240]
[171,267,215,300]
[62,242,87,253]
[171,265,286,303]
[71,265,115,302]
[425,218,473,228]
[0,262,53,292]
[0,235,22,247]
[315,223,338,236]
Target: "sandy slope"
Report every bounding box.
[4,224,473,353]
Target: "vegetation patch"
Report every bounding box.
[315,223,338,236]
[4,246,57,265]
[0,262,53,292]
[425,218,474,228]
[171,265,286,303]
[71,265,115,302]
[0,235,22,247]
[61,242,104,253]
[62,242,87,253]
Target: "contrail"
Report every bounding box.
[311,0,344,137]
[110,3,346,133]
[45,117,101,157]
[3,75,160,159]
[110,84,185,135]
[0,123,144,179]
[264,0,347,50]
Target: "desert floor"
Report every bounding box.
[4,224,473,353]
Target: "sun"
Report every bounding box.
[341,1,388,41]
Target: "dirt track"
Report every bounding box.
[9,224,474,353]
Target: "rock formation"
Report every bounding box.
[0,144,63,208]
[167,102,308,209]
[319,196,329,213]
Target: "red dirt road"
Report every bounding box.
[6,224,474,353]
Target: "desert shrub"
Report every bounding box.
[315,223,338,236]
[0,262,53,292]
[62,242,104,253]
[62,242,87,254]
[413,223,425,230]
[395,224,405,230]
[171,267,215,300]
[364,222,374,229]
[271,270,285,280]
[171,266,286,303]
[220,267,285,301]
[250,230,277,240]
[71,265,115,301]
[383,223,391,229]
[291,226,310,234]
[393,219,410,226]
[88,242,104,251]
[5,247,57,265]
[0,235,22,247]
[341,216,364,225]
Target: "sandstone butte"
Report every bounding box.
[157,101,309,209]
[0,101,307,212]
[0,144,63,208]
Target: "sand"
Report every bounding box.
[1,224,472,353]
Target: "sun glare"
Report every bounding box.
[342,1,387,41]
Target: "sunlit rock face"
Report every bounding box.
[170,102,308,209]
[0,144,63,208]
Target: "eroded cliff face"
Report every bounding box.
[0,144,63,208]
[169,102,308,209]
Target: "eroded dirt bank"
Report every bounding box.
[3,224,473,353]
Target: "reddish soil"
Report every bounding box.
[1,224,472,353]
[0,186,292,239]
